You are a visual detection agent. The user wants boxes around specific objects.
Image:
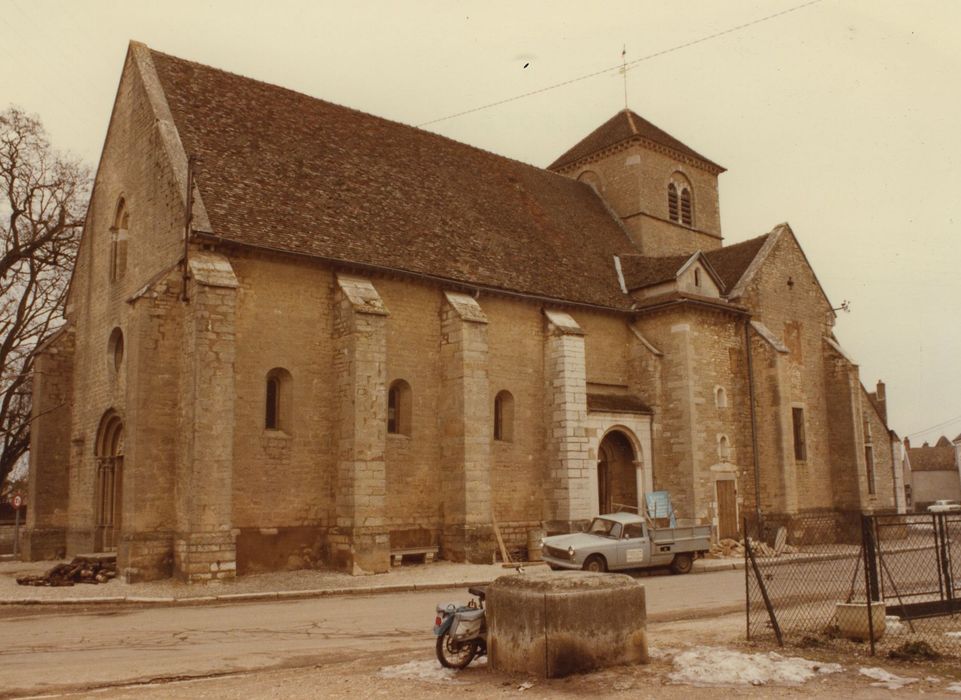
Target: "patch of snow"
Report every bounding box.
[858,667,918,690]
[945,631,961,638]
[669,647,842,687]
[947,682,961,694]
[378,660,465,684]
[884,616,905,633]
[647,645,673,660]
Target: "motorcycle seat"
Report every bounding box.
[457,608,485,621]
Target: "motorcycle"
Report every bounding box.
[433,586,487,669]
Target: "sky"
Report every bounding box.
[2,0,959,446]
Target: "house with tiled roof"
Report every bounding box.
[903,436,961,510]
[24,42,899,581]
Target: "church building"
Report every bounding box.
[25,42,899,581]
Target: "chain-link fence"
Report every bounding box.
[746,512,961,658]
[746,514,864,646]
[869,512,961,657]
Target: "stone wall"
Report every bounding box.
[561,142,722,256]
[738,229,857,517]
[24,328,74,560]
[50,45,204,571]
[860,388,897,513]
[633,305,752,525]
[229,253,336,574]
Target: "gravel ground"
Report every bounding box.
[0,558,507,602]
[38,613,961,699]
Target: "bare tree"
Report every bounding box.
[0,106,89,491]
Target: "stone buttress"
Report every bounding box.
[543,310,592,532]
[174,252,239,582]
[329,274,390,574]
[440,291,494,563]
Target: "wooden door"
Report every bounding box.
[716,480,738,540]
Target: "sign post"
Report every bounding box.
[11,494,22,558]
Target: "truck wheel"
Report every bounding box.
[583,555,607,573]
[670,553,693,575]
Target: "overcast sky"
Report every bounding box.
[3,0,959,445]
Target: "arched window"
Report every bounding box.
[669,174,694,227]
[493,390,514,442]
[108,328,124,372]
[265,367,292,432]
[715,386,728,409]
[718,435,731,462]
[680,187,693,226]
[387,379,412,436]
[667,183,679,222]
[110,198,129,282]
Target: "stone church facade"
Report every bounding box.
[25,43,898,582]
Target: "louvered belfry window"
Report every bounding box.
[668,183,679,222]
[680,188,693,226]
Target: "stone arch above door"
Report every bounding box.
[596,429,639,515]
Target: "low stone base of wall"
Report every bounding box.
[328,526,389,575]
[442,523,496,564]
[121,531,174,582]
[236,526,326,575]
[174,531,237,583]
[2,524,35,557]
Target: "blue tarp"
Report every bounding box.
[645,491,676,527]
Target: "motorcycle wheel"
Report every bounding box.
[435,632,478,669]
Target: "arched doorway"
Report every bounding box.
[597,430,638,514]
[95,411,124,552]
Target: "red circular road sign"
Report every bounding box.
[12,495,22,508]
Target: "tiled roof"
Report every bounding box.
[149,49,641,309]
[704,234,771,291]
[549,109,723,172]
[587,393,653,414]
[619,254,689,290]
[908,446,957,472]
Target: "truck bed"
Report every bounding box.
[651,524,712,551]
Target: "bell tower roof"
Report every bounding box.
[548,108,724,173]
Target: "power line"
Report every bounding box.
[905,414,961,440]
[417,0,824,128]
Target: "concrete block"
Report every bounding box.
[487,571,647,677]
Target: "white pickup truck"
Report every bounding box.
[541,512,712,575]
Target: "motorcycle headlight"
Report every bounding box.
[567,545,576,559]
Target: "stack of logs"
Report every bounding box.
[709,538,746,558]
[16,557,117,586]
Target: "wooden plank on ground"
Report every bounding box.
[492,519,511,564]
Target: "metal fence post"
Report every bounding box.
[861,515,878,655]
[936,513,955,610]
[746,532,783,647]
[744,517,750,641]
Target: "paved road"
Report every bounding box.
[0,569,744,698]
